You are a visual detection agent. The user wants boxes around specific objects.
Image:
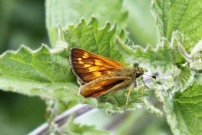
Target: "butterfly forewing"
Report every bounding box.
[70,48,124,84]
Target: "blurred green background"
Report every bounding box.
[0,0,48,134]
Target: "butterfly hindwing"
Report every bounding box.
[79,76,132,98]
[70,48,124,84]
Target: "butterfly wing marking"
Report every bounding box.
[79,77,132,98]
[70,48,124,84]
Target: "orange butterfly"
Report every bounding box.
[70,48,149,107]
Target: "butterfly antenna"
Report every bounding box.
[144,74,156,79]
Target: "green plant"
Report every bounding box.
[0,0,202,134]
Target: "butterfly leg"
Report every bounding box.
[125,82,135,108]
[141,77,149,99]
[141,77,149,89]
[105,91,116,102]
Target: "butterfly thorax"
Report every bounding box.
[112,67,144,79]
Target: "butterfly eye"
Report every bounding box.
[135,72,142,78]
[135,68,144,78]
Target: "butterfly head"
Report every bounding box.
[135,67,144,78]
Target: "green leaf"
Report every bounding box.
[174,65,194,92]
[195,73,202,86]
[152,0,202,51]
[0,46,78,99]
[177,39,202,86]
[165,81,202,135]
[115,35,185,68]
[64,17,124,63]
[190,39,202,71]
[151,0,170,38]
[46,0,127,46]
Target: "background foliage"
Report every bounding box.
[0,0,202,135]
[0,0,47,134]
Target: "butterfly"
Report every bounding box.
[69,48,153,107]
